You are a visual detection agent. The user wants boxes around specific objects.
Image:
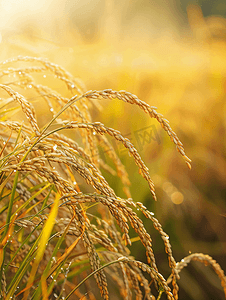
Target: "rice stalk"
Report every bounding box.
[0,56,224,300]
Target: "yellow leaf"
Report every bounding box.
[22,193,60,300]
[36,192,60,262]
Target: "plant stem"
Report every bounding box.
[65,257,129,300]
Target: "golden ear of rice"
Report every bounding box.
[4,56,225,300]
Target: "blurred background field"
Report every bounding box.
[0,0,226,299]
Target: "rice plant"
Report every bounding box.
[0,56,225,300]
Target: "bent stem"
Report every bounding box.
[65,257,129,300]
[157,289,163,300]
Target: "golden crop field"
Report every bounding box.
[0,1,225,299]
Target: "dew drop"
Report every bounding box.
[43,75,46,78]
[50,108,54,112]
[71,84,75,88]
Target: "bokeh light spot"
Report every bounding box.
[171,191,184,205]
